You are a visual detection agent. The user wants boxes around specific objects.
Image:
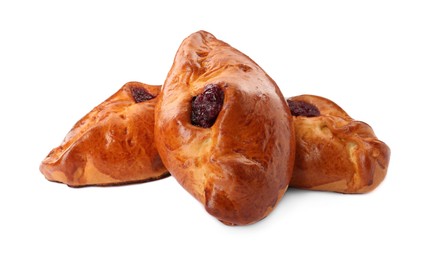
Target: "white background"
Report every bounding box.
[1,0,431,259]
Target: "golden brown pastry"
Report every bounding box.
[286,94,390,193]
[155,31,295,225]
[40,82,168,187]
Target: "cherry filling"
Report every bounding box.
[191,84,224,128]
[287,99,320,117]
[131,86,155,103]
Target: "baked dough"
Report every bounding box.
[155,31,295,225]
[287,95,390,193]
[40,82,168,187]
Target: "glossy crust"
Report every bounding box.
[155,31,295,225]
[287,95,390,193]
[40,82,168,187]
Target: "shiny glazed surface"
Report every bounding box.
[40,82,168,187]
[287,95,390,193]
[155,31,295,225]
